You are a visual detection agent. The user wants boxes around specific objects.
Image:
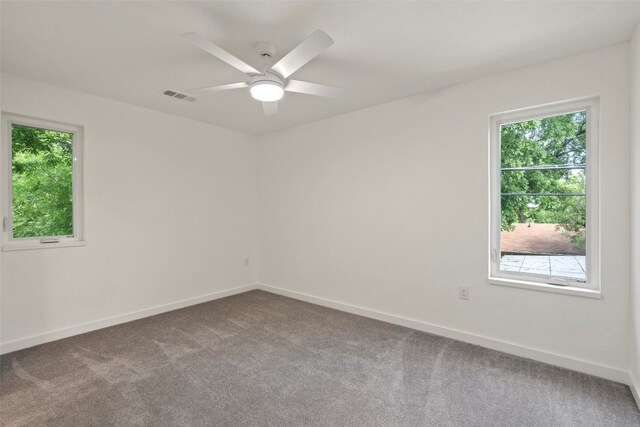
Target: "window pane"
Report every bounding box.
[500,111,586,168]
[11,124,73,238]
[501,168,585,196]
[499,111,587,281]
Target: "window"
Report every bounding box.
[489,98,599,296]
[2,114,84,250]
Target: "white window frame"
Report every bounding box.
[489,98,600,298]
[1,113,85,251]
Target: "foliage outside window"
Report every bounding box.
[11,124,74,238]
[500,111,586,249]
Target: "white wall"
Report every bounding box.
[0,74,258,349]
[630,24,640,392]
[258,44,631,376]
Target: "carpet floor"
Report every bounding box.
[1,290,639,426]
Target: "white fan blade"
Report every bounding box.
[182,32,260,75]
[271,30,333,79]
[185,82,248,92]
[262,101,278,116]
[285,80,344,98]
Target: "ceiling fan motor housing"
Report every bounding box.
[250,71,284,87]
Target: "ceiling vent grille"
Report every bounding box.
[163,90,197,102]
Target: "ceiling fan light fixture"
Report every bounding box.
[250,81,284,102]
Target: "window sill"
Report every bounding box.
[2,240,86,252]
[488,276,601,299]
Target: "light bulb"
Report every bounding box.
[250,82,284,102]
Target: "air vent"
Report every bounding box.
[163,90,197,102]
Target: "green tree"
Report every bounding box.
[11,124,73,238]
[500,112,586,248]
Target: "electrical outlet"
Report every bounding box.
[458,286,469,300]
[244,258,250,267]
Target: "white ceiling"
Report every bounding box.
[2,1,640,135]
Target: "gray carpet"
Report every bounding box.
[1,290,638,426]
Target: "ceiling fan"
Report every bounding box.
[181,29,344,116]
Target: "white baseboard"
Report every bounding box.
[258,283,631,385]
[630,371,640,409]
[0,283,259,355]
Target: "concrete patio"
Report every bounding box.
[500,255,586,279]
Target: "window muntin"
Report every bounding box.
[490,99,599,291]
[2,114,84,249]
